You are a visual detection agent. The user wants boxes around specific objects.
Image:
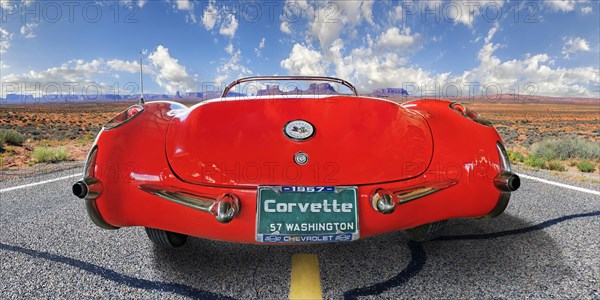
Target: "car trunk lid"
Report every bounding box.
[166,96,433,186]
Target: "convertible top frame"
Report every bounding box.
[221,76,359,98]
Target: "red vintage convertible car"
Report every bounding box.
[73,76,520,248]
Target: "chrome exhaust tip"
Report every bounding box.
[371,189,396,214]
[72,179,103,200]
[211,194,240,223]
[73,181,88,199]
[494,172,521,192]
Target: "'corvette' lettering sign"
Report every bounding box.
[263,199,353,213]
[256,186,359,243]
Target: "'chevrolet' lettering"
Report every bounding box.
[264,199,352,213]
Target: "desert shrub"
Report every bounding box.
[32,146,70,163]
[544,161,565,172]
[524,156,546,169]
[0,129,26,146]
[568,161,578,167]
[507,149,525,163]
[530,137,600,160]
[0,135,5,150]
[576,160,596,173]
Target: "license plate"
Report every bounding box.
[256,186,359,243]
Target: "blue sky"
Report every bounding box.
[0,0,598,98]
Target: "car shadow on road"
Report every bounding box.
[402,213,578,298]
[150,212,585,299]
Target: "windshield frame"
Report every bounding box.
[221,76,359,98]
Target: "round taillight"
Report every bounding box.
[450,102,493,126]
[104,105,145,129]
[127,106,142,118]
[451,103,467,115]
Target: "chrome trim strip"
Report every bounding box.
[139,184,240,223]
[392,179,458,204]
[83,145,98,180]
[496,142,512,172]
[139,184,216,213]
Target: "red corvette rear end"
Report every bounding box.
[73,76,520,247]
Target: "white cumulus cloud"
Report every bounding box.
[215,49,253,85]
[417,0,507,27]
[544,0,582,12]
[280,21,292,34]
[0,59,110,97]
[0,0,12,10]
[171,0,195,24]
[281,44,328,75]
[326,37,446,92]
[121,0,146,8]
[377,27,421,52]
[0,52,198,97]
[148,45,197,94]
[255,37,266,57]
[219,13,238,38]
[201,0,219,30]
[580,6,592,14]
[562,37,591,59]
[107,59,140,73]
[225,43,234,55]
[0,27,13,54]
[456,26,598,97]
[309,1,376,53]
[279,0,312,34]
[280,22,599,97]
[174,0,193,11]
[20,22,38,38]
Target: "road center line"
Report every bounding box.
[517,173,600,196]
[289,254,323,300]
[0,173,82,194]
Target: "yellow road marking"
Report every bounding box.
[289,254,323,300]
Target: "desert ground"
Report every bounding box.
[0,99,598,171]
[470,102,600,147]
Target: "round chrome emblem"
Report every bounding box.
[284,120,315,141]
[294,152,309,165]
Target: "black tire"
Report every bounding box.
[404,220,448,242]
[145,227,188,248]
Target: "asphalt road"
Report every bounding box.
[1,166,598,299]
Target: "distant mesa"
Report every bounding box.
[185,92,203,98]
[255,83,340,96]
[6,94,35,102]
[373,88,409,97]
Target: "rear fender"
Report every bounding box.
[401,99,505,217]
[89,101,186,227]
